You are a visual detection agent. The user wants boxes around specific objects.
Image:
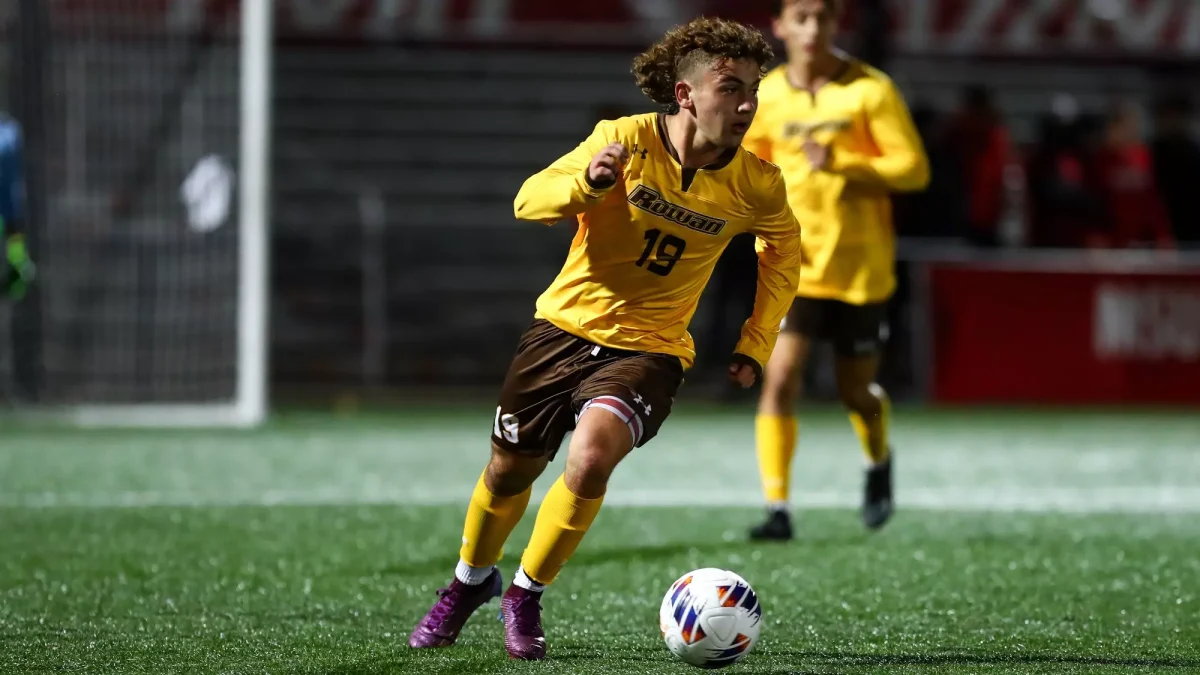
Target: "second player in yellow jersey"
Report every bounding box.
[742,23,928,305]
[741,0,929,542]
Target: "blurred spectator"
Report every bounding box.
[1089,101,1173,249]
[944,85,1012,247]
[1025,101,1103,248]
[1150,92,1200,247]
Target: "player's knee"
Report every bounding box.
[564,447,617,498]
[838,383,883,418]
[564,408,634,498]
[485,443,547,496]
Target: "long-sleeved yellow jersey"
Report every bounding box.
[514,112,802,371]
[743,60,929,304]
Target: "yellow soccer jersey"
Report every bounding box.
[743,59,929,305]
[513,112,802,371]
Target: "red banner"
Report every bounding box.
[43,0,1200,55]
[929,263,1200,405]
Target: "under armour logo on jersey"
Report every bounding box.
[630,143,649,160]
[633,394,652,415]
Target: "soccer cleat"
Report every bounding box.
[862,451,894,531]
[748,509,793,541]
[501,585,547,660]
[407,568,502,648]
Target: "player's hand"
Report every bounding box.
[802,139,832,171]
[587,142,630,188]
[728,362,757,389]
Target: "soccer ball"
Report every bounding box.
[659,568,763,669]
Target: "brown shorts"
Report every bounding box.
[780,296,890,357]
[491,319,684,458]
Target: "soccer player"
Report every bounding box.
[741,0,929,540]
[408,17,802,661]
[0,113,34,299]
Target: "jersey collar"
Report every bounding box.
[655,113,739,171]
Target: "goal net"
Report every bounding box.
[0,0,270,427]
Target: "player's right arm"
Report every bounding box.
[513,120,628,224]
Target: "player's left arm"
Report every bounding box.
[825,79,930,192]
[730,170,802,386]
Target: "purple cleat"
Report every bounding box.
[408,569,502,649]
[501,585,547,660]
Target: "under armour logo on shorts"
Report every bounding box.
[633,393,652,415]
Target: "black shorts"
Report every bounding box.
[491,319,684,459]
[780,296,889,357]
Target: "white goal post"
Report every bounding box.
[2,1,272,428]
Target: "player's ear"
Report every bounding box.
[675,80,695,112]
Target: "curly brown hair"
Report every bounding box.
[631,17,775,114]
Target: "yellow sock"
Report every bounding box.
[519,475,604,586]
[849,384,891,465]
[459,471,532,569]
[755,414,798,505]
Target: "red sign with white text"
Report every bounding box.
[42,0,1200,55]
[929,264,1200,405]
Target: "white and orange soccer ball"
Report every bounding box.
[659,568,763,669]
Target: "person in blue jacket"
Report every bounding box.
[0,113,35,299]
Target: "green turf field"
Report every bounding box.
[2,404,1198,674]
